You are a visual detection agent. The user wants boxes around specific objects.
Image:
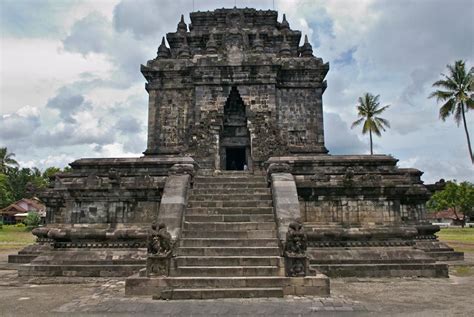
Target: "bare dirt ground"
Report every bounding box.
[1,249,473,317]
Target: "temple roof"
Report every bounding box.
[155,8,313,59]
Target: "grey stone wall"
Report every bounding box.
[266,155,431,226]
[40,157,196,226]
[276,87,325,153]
[141,8,329,170]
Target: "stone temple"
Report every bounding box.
[11,8,462,299]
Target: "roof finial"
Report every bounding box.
[300,34,313,57]
[281,13,289,29]
[177,14,187,32]
[157,36,171,58]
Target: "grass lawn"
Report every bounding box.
[436,227,474,253]
[0,225,36,250]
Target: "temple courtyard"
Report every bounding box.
[1,244,473,316]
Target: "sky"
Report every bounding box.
[0,0,473,183]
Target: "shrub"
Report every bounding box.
[23,212,41,228]
[16,222,26,228]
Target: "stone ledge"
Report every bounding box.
[312,263,448,278]
[125,275,330,297]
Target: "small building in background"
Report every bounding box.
[0,198,46,224]
[426,209,466,227]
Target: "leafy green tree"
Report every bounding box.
[0,147,19,173]
[6,168,46,201]
[23,212,41,228]
[351,93,391,155]
[43,167,62,178]
[42,167,62,180]
[4,166,69,203]
[429,60,474,164]
[0,173,14,208]
[427,181,474,227]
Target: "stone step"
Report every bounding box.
[311,258,436,264]
[7,254,38,264]
[18,264,144,277]
[189,194,273,201]
[177,247,280,256]
[188,201,272,208]
[194,183,268,189]
[179,238,278,247]
[27,258,147,265]
[190,188,271,195]
[312,263,449,278]
[182,230,277,239]
[425,251,464,261]
[125,275,330,297]
[174,256,282,267]
[184,214,274,223]
[194,176,266,183]
[154,287,283,300]
[173,266,281,277]
[136,276,318,289]
[186,207,273,215]
[183,221,276,231]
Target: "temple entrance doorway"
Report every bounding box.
[226,147,247,170]
[220,87,251,171]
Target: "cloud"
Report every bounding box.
[399,156,474,184]
[46,87,90,123]
[333,47,357,66]
[324,112,366,154]
[113,0,180,39]
[0,106,40,140]
[62,11,152,85]
[63,12,113,55]
[19,153,76,170]
[114,116,142,134]
[0,0,78,38]
[360,0,473,74]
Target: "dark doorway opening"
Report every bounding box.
[226,147,246,170]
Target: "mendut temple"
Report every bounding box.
[10,8,462,299]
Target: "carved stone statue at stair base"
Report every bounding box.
[284,221,309,277]
[146,223,173,276]
[147,223,172,255]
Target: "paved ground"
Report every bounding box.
[1,250,473,316]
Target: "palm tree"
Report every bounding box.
[351,93,391,155]
[429,60,474,164]
[0,147,19,173]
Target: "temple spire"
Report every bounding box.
[157,37,171,58]
[177,14,187,32]
[281,13,289,29]
[300,35,313,57]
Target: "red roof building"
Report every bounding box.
[0,198,46,224]
[426,208,466,226]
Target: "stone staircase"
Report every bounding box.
[161,172,285,299]
[125,172,330,299]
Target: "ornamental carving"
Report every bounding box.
[147,223,172,255]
